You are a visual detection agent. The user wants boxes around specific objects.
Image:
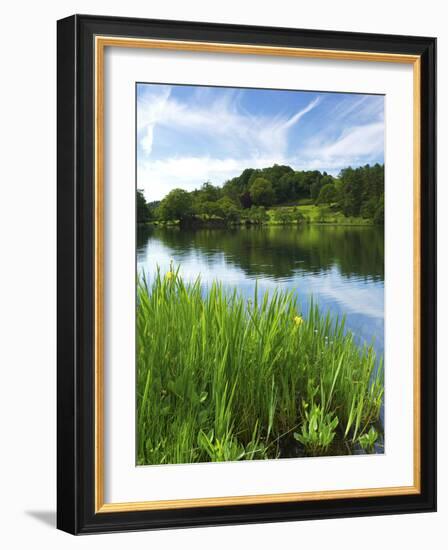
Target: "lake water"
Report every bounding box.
[137,224,384,361]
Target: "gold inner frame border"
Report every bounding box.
[94,36,421,513]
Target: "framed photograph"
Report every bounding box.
[57,14,436,534]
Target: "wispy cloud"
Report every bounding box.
[318,122,384,160]
[137,85,320,161]
[299,122,384,172]
[283,97,321,128]
[327,94,383,124]
[137,85,172,155]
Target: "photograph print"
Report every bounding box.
[136,83,385,466]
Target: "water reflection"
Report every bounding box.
[137,225,384,358]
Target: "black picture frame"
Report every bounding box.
[57,14,436,535]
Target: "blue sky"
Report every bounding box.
[137,83,384,201]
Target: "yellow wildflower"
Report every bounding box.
[293,315,304,326]
[165,271,174,280]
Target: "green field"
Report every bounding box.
[137,268,384,465]
[267,203,373,225]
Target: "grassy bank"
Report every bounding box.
[137,269,384,465]
[268,204,373,225]
[146,203,374,228]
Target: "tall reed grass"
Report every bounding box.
[137,267,383,464]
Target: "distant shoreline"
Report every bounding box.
[138,218,378,229]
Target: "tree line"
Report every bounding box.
[137,163,384,225]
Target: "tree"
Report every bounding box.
[215,197,241,222]
[238,168,256,189]
[310,178,323,203]
[245,206,269,224]
[249,177,275,206]
[276,173,302,203]
[239,191,252,209]
[158,188,193,222]
[291,207,305,223]
[373,195,384,225]
[300,171,323,202]
[337,167,363,216]
[360,197,378,219]
[317,184,338,205]
[137,189,151,224]
[337,164,384,220]
[199,181,221,202]
[199,200,220,218]
[222,177,242,203]
[273,209,294,224]
[262,164,294,183]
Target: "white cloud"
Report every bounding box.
[329,95,383,123]
[319,123,384,159]
[137,85,172,155]
[298,122,384,173]
[283,97,321,128]
[137,87,320,160]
